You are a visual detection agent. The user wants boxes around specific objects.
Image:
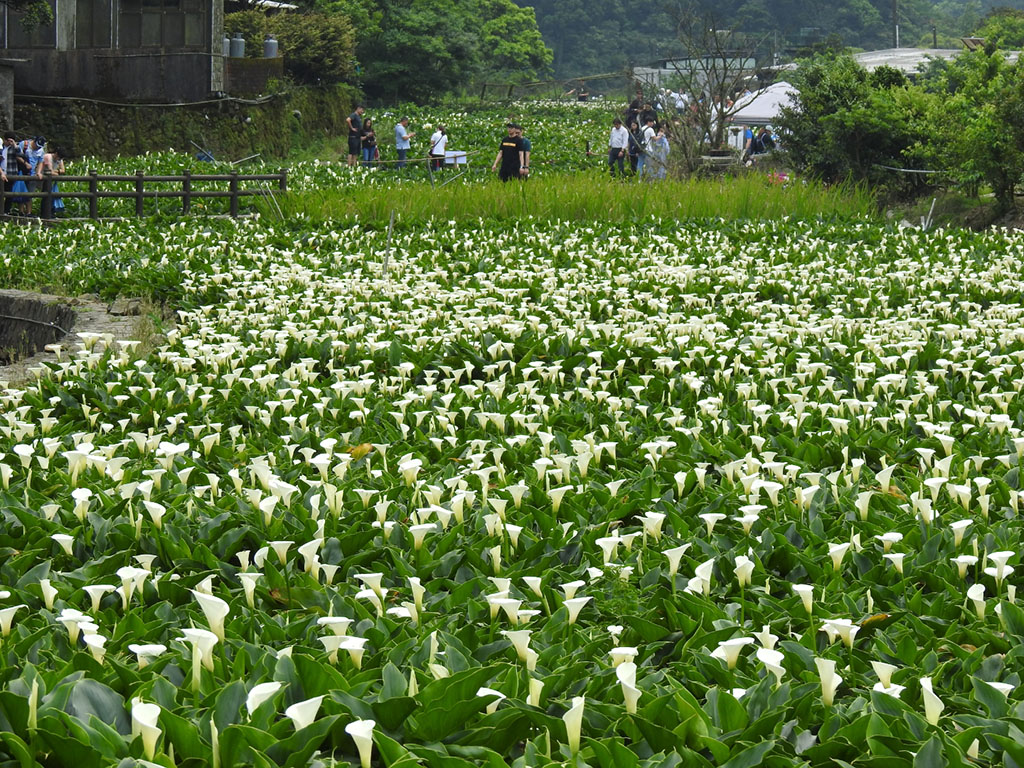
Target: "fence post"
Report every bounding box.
[89,170,99,219]
[42,171,55,219]
[229,172,239,217]
[135,170,145,217]
[278,168,287,193]
[182,169,192,215]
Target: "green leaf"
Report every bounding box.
[381,662,408,700]
[989,734,1024,766]
[66,679,129,734]
[707,689,748,736]
[587,737,640,768]
[972,677,1009,719]
[212,679,247,730]
[0,732,34,768]
[720,740,775,768]
[408,666,497,739]
[219,724,277,767]
[268,715,339,768]
[999,602,1024,638]
[372,695,418,731]
[914,735,946,768]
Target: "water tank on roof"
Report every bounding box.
[263,35,279,58]
[229,33,245,58]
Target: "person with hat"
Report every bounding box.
[1,132,31,215]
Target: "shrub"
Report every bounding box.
[225,10,357,86]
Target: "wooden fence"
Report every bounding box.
[0,169,287,219]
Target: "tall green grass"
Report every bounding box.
[262,171,876,226]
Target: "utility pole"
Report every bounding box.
[892,0,898,47]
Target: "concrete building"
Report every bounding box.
[1,0,225,102]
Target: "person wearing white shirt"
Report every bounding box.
[638,118,657,178]
[428,126,447,171]
[608,118,629,176]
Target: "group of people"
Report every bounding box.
[609,115,669,180]
[346,106,454,172]
[1,132,65,217]
[344,105,535,180]
[491,123,531,181]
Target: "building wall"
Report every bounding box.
[1,0,224,102]
[3,50,217,102]
[0,66,14,129]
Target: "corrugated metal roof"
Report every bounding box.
[852,47,1019,73]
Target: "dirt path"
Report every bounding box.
[0,291,163,389]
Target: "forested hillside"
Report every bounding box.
[520,0,1024,77]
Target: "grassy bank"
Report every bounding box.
[263,171,876,226]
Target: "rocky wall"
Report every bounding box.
[12,83,356,160]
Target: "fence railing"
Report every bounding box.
[1,169,287,219]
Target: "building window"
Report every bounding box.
[76,0,114,48]
[119,0,207,49]
[6,0,57,48]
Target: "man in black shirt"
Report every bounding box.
[346,106,365,168]
[491,123,526,181]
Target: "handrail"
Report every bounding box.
[1,169,288,219]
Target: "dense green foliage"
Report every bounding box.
[774,55,933,192]
[258,0,552,101]
[775,51,1024,210]
[48,101,866,223]
[519,0,1024,78]
[268,173,873,226]
[973,7,1024,48]
[225,10,358,85]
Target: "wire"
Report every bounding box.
[873,164,945,174]
[0,314,71,335]
[17,93,279,109]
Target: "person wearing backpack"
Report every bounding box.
[637,117,657,178]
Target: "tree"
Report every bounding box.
[351,0,551,101]
[973,7,1024,48]
[920,48,1023,212]
[475,0,552,81]
[664,4,765,153]
[225,10,357,84]
[2,0,52,28]
[355,0,480,102]
[774,54,935,194]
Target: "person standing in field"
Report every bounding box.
[517,125,531,177]
[1,132,30,215]
[608,118,629,177]
[395,117,415,169]
[637,117,656,178]
[428,125,448,171]
[36,145,64,219]
[360,118,377,166]
[627,120,643,175]
[648,128,670,180]
[346,105,365,167]
[491,123,525,181]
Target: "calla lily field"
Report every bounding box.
[2,208,1024,768]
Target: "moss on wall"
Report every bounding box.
[13,84,357,160]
